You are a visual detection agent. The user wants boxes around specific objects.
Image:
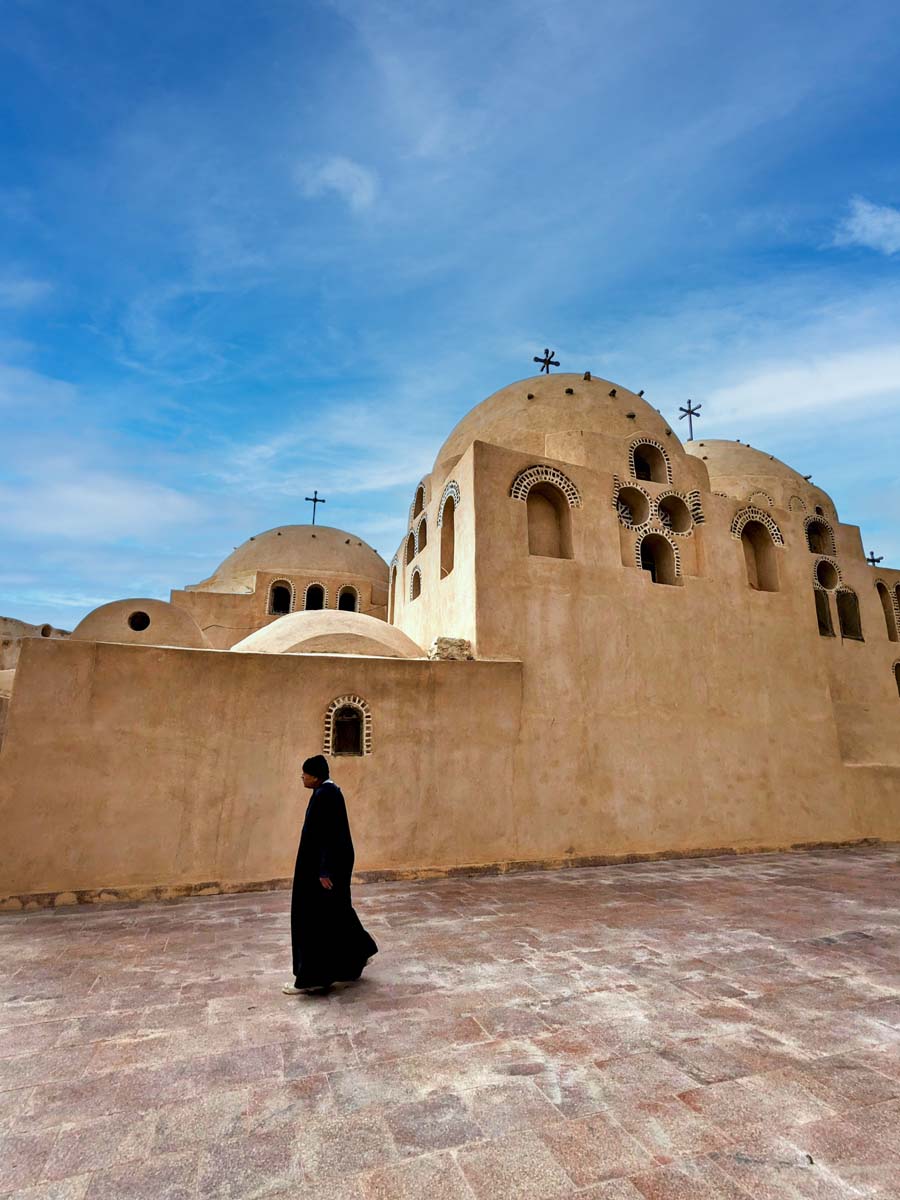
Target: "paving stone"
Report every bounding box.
[361,1150,476,1199]
[456,1130,576,1199]
[540,1111,652,1186]
[196,1129,304,1198]
[382,1090,482,1153]
[84,1151,199,1200]
[44,1110,156,1179]
[294,1110,399,1180]
[0,1130,60,1191]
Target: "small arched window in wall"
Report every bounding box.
[741,521,779,592]
[815,558,840,590]
[439,492,456,578]
[388,564,398,623]
[814,589,835,637]
[630,441,671,484]
[527,483,572,559]
[405,530,416,565]
[269,580,292,615]
[836,589,863,641]
[657,494,692,534]
[638,532,678,585]
[410,568,422,600]
[894,662,900,698]
[337,586,359,612]
[323,694,373,756]
[416,517,427,553]
[805,518,836,556]
[876,582,898,642]
[412,483,425,520]
[615,484,651,529]
[304,583,326,611]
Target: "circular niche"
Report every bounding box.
[127,610,151,631]
[657,495,692,534]
[815,560,839,590]
[616,486,650,528]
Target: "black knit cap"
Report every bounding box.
[302,754,330,781]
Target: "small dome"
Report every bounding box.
[188,525,389,593]
[432,373,673,483]
[72,599,210,649]
[684,440,837,517]
[232,610,423,658]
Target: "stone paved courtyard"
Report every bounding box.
[1,846,900,1199]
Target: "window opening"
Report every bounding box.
[269,583,291,615]
[305,584,325,611]
[639,533,677,585]
[815,590,834,637]
[837,590,863,641]
[527,483,572,558]
[876,582,898,642]
[338,587,358,612]
[440,496,455,578]
[741,521,779,592]
[333,706,363,756]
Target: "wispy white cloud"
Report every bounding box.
[0,275,52,308]
[834,196,900,256]
[0,363,77,411]
[295,156,378,214]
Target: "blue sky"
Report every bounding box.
[2,0,900,628]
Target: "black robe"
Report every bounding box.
[290,780,378,988]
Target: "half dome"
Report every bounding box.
[72,599,210,649]
[231,610,424,658]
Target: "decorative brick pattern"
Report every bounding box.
[323,694,373,756]
[879,581,900,632]
[628,438,673,484]
[804,514,837,556]
[415,515,428,554]
[730,507,785,546]
[336,584,360,611]
[655,489,704,533]
[267,579,295,614]
[748,489,774,507]
[437,480,461,528]
[634,527,682,575]
[409,568,422,601]
[510,465,582,508]
[789,494,808,512]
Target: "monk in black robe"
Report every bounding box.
[283,755,378,995]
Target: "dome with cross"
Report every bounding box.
[684,440,838,518]
[186,525,389,594]
[431,373,674,486]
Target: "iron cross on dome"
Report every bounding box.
[533,349,560,374]
[867,550,884,567]
[678,398,702,441]
[305,490,326,525]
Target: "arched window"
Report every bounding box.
[657,494,692,533]
[527,483,572,558]
[630,441,670,484]
[440,495,456,578]
[814,590,834,637]
[416,517,427,553]
[337,586,358,612]
[388,565,398,623]
[323,695,372,756]
[269,581,292,615]
[615,485,650,529]
[895,663,900,698]
[412,483,425,520]
[805,518,835,556]
[876,583,898,642]
[741,521,779,592]
[410,568,422,600]
[405,531,416,565]
[638,533,677,585]
[304,583,325,611]
[837,589,863,641]
[333,706,363,755]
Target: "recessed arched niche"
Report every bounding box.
[741,521,779,592]
[527,483,572,559]
[658,495,692,534]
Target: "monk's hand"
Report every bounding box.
[319,876,333,890]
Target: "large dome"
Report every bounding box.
[684,440,837,517]
[432,373,674,482]
[188,525,389,593]
[232,610,423,658]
